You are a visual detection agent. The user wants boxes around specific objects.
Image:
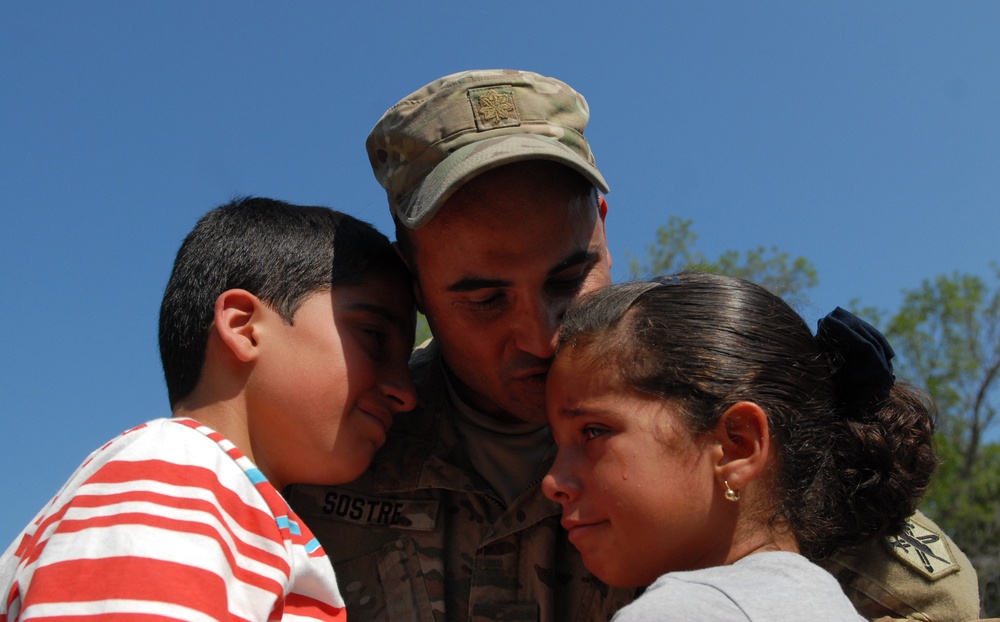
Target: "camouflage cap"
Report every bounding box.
[366,69,609,229]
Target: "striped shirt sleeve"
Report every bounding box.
[1,418,346,622]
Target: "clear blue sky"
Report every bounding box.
[2,2,998,545]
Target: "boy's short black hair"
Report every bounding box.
[158,196,408,407]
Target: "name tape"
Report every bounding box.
[290,486,439,531]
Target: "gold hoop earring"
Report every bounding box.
[724,480,740,502]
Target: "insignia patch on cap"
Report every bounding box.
[468,85,519,131]
[885,516,960,581]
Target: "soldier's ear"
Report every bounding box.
[598,195,611,270]
[391,241,425,314]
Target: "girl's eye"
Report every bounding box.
[582,425,609,441]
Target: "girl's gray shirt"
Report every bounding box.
[613,551,866,622]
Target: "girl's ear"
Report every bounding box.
[712,401,770,493]
[213,289,263,363]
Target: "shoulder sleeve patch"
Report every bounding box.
[885,515,960,581]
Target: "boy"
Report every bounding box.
[0,197,417,621]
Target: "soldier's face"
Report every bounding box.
[408,164,612,424]
[542,347,728,587]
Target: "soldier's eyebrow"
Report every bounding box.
[447,276,511,293]
[548,250,598,277]
[446,250,598,293]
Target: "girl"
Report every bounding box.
[542,272,937,620]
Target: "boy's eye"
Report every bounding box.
[358,326,388,357]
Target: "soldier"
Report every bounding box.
[286,69,982,622]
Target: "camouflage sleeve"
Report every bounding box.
[822,510,981,621]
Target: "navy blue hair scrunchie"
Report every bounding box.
[815,307,896,405]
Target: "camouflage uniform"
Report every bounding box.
[823,510,982,621]
[286,342,635,622]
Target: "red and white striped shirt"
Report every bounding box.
[1,418,346,621]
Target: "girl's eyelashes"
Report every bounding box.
[582,424,610,441]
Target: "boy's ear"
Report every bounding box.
[712,401,770,492]
[214,289,263,363]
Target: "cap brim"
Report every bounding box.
[395,134,610,229]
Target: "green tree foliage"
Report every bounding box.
[415,312,432,347]
[882,267,1000,613]
[627,216,818,308]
